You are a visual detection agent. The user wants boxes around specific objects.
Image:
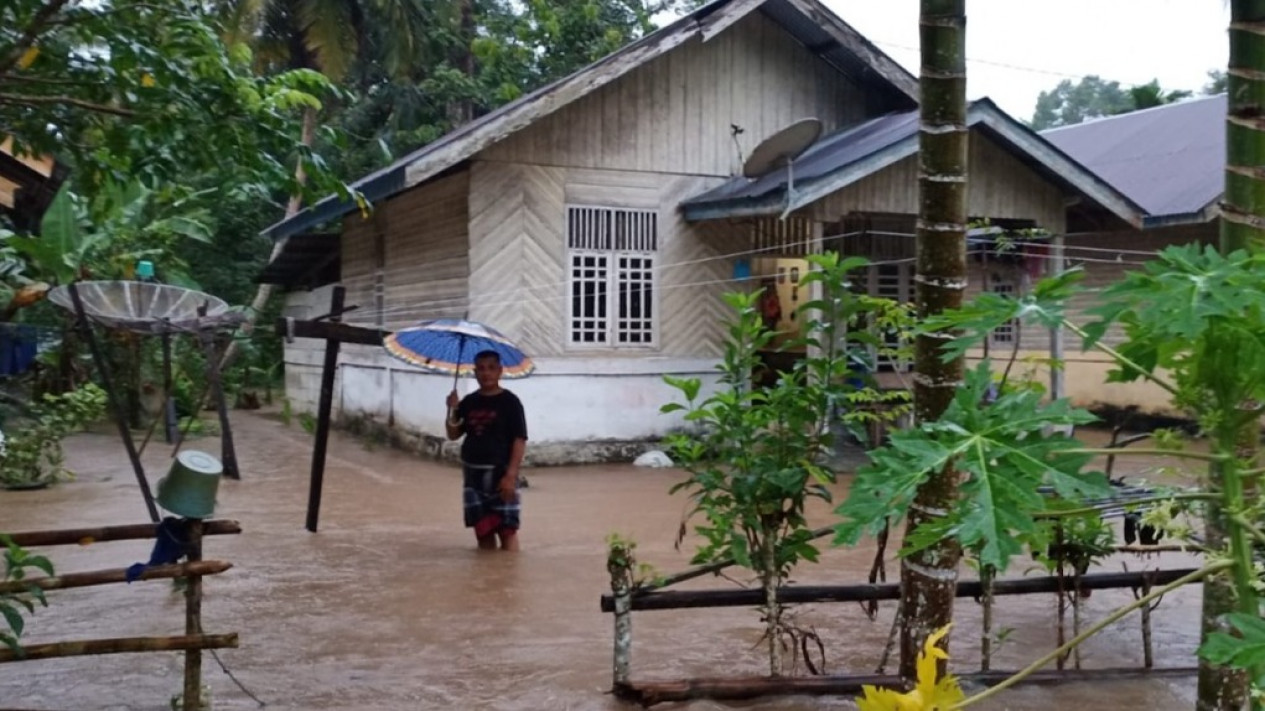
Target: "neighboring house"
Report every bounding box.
[260,0,1143,464]
[0,137,67,233]
[1040,95,1224,418]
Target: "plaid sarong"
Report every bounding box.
[462,463,521,535]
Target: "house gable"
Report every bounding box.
[478,11,894,177]
[259,0,916,244]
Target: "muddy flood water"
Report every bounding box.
[1,412,1208,710]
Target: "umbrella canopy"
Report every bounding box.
[383,318,534,379]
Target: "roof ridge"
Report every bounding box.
[1040,93,1225,135]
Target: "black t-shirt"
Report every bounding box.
[456,389,528,466]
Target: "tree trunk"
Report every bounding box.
[762,537,782,676]
[1199,3,1265,707]
[218,106,317,371]
[898,0,968,684]
[1221,0,1265,253]
[1196,499,1246,711]
[447,0,476,126]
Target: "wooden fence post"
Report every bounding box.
[183,519,204,710]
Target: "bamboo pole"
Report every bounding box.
[0,560,231,594]
[599,568,1200,613]
[1140,574,1154,669]
[184,519,204,711]
[3,520,241,548]
[0,633,237,663]
[67,282,159,523]
[615,667,1200,705]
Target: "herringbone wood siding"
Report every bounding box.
[468,162,566,357]
[479,12,875,176]
[469,162,730,358]
[658,175,731,357]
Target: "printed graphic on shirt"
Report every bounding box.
[466,409,498,436]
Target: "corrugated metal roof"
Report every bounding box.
[681,99,1145,227]
[683,110,919,205]
[1040,94,1224,221]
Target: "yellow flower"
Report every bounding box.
[141,72,156,88]
[856,625,965,711]
[17,46,40,69]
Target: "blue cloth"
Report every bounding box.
[126,517,194,583]
[0,325,38,377]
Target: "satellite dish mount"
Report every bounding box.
[742,118,822,220]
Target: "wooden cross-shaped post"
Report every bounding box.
[274,286,387,532]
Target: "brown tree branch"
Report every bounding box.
[0,92,135,116]
[0,0,74,74]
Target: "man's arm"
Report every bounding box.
[506,437,526,480]
[445,391,463,440]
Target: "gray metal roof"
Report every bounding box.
[1041,94,1225,223]
[681,99,1145,227]
[258,0,917,244]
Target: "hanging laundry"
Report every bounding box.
[0,324,38,377]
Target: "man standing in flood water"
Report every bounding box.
[445,350,528,551]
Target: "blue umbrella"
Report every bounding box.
[383,319,535,390]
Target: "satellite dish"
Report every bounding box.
[742,118,822,219]
[47,281,242,334]
[743,118,822,178]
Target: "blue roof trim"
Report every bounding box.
[261,164,406,242]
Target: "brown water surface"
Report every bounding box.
[0,413,1203,710]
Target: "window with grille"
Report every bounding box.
[990,279,1018,345]
[851,262,913,372]
[567,206,658,348]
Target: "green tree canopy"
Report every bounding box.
[1030,75,1198,130]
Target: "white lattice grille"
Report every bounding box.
[570,252,609,344]
[616,254,654,345]
[567,206,658,348]
[870,263,912,372]
[990,280,1017,344]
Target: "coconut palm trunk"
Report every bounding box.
[218,105,316,370]
[1197,3,1265,708]
[897,0,968,683]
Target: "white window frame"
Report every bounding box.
[990,277,1018,346]
[862,262,913,373]
[565,205,659,350]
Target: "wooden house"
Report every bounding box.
[260,0,1144,464]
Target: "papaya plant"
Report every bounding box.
[662,253,908,675]
[0,536,54,657]
[837,244,1265,708]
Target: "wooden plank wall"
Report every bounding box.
[340,170,470,330]
[467,161,731,358]
[479,11,872,177]
[809,134,1068,233]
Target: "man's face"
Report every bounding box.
[474,357,502,389]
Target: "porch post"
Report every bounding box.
[1048,234,1065,401]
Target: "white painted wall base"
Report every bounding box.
[280,291,723,463]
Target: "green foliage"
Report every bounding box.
[1,181,214,286]
[0,383,107,488]
[1,0,352,203]
[0,536,55,657]
[1084,245,1265,431]
[1200,612,1265,690]
[663,253,906,672]
[835,363,1109,570]
[1030,74,1197,130]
